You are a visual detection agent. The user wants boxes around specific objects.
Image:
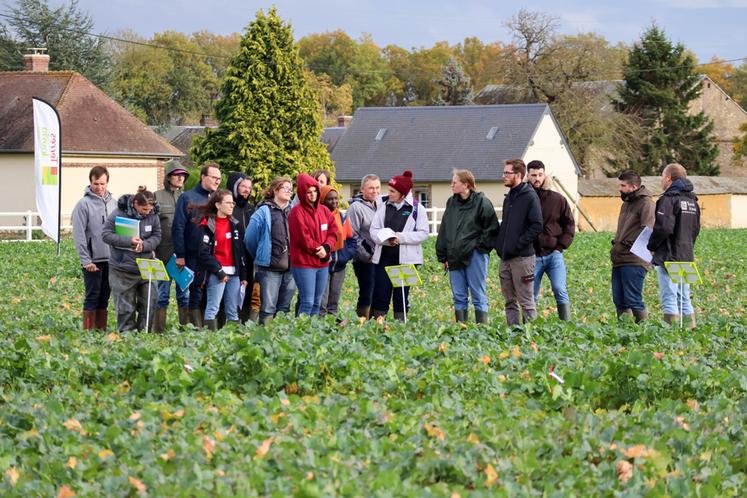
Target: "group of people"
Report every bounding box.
[71,157,700,332]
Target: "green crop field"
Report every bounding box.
[0,231,745,497]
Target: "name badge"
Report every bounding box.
[203,235,210,243]
[225,232,232,239]
[321,223,328,231]
[145,225,152,232]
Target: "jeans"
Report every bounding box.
[372,263,410,313]
[156,278,189,309]
[534,251,570,305]
[255,268,296,320]
[204,274,241,321]
[352,261,376,309]
[611,265,647,312]
[449,250,489,312]
[291,266,329,316]
[82,261,111,311]
[109,267,156,332]
[656,265,693,315]
[321,267,347,316]
[499,255,536,325]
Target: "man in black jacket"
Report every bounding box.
[527,160,575,321]
[227,172,257,323]
[495,159,543,325]
[647,163,701,328]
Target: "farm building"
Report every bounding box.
[578,176,747,231]
[0,53,181,226]
[330,104,581,212]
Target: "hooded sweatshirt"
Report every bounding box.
[226,172,255,231]
[647,179,700,266]
[154,161,185,261]
[288,173,338,269]
[101,194,162,274]
[72,186,117,266]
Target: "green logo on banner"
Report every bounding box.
[42,166,59,186]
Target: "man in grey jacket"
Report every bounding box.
[72,166,117,331]
[346,174,381,319]
[153,160,189,331]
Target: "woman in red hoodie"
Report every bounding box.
[289,173,338,316]
[197,189,247,330]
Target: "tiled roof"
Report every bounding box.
[579,176,747,196]
[330,104,556,182]
[0,71,181,157]
[321,126,346,153]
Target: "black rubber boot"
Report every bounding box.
[204,319,218,331]
[455,309,467,323]
[557,303,571,321]
[475,310,489,324]
[632,309,648,323]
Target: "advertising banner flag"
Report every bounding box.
[32,97,62,246]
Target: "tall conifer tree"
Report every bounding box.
[191,8,332,187]
[613,25,718,175]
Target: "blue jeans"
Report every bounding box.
[611,265,647,312]
[255,268,296,320]
[352,261,376,309]
[205,274,241,321]
[449,250,489,312]
[534,251,570,305]
[156,278,189,309]
[291,266,329,316]
[656,265,693,315]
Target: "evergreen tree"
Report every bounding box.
[435,56,473,105]
[190,8,332,187]
[613,24,718,176]
[0,0,110,87]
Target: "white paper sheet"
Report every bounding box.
[630,226,653,263]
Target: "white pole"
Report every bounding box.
[146,273,152,332]
[401,285,407,324]
[679,279,683,329]
[26,210,33,241]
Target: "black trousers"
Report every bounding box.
[82,261,111,311]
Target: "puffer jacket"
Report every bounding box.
[611,185,655,268]
[647,179,701,266]
[72,186,117,266]
[101,195,162,274]
[436,191,499,270]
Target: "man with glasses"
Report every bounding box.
[494,159,543,326]
[172,162,221,328]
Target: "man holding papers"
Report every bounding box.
[610,170,655,323]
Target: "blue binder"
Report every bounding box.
[166,254,195,291]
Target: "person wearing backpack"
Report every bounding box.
[369,170,429,321]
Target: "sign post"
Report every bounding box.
[384,264,422,324]
[136,258,170,331]
[664,261,702,329]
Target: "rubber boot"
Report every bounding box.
[685,313,696,329]
[663,313,679,324]
[372,309,387,319]
[153,308,168,333]
[177,307,190,328]
[557,303,571,321]
[632,309,648,324]
[393,311,405,322]
[248,310,259,323]
[260,314,273,326]
[83,310,96,331]
[616,308,633,320]
[227,320,241,327]
[94,309,108,331]
[475,310,489,324]
[189,309,204,330]
[356,306,371,319]
[455,309,467,323]
[204,319,218,331]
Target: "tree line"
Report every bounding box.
[2,0,746,177]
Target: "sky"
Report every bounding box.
[48,0,747,64]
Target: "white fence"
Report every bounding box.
[0,211,72,241]
[0,207,503,241]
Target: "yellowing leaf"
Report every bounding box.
[270,412,286,424]
[675,416,690,431]
[686,399,699,411]
[20,428,40,440]
[63,418,86,435]
[203,436,216,460]
[57,485,76,498]
[35,335,51,343]
[616,460,633,483]
[438,342,448,353]
[497,374,507,382]
[479,355,491,365]
[215,469,226,477]
[5,467,20,486]
[512,346,522,359]
[621,444,654,459]
[159,449,176,462]
[105,333,121,342]
[423,423,445,441]
[128,476,147,494]
[10,297,20,305]
[467,433,481,444]
[285,383,298,394]
[66,456,77,469]
[129,412,142,421]
[280,398,290,407]
[98,449,114,460]
[530,342,538,352]
[255,437,273,458]
[484,463,499,487]
[653,351,664,360]
[498,351,510,360]
[305,471,314,480]
[358,316,366,325]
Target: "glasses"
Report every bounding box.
[503,171,519,176]
[206,175,221,182]
[278,186,292,192]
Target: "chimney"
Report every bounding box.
[337,115,352,127]
[24,48,49,72]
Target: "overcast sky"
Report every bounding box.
[49,0,747,63]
